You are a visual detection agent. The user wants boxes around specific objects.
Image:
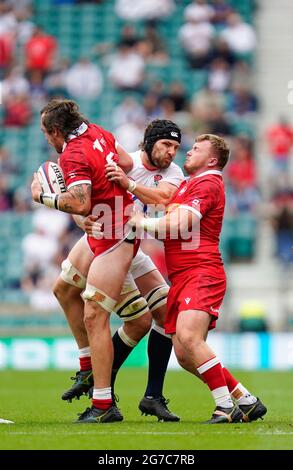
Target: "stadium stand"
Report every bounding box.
[1,0,291,332]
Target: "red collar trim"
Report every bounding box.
[142,162,158,171]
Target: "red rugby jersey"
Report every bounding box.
[60,123,133,239]
[164,170,226,280]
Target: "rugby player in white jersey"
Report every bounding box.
[56,119,185,421]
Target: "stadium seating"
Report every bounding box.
[0,0,257,306]
[229,214,257,260]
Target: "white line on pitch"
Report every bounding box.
[6,431,293,436]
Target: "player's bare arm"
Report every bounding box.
[130,180,177,206]
[72,214,86,230]
[130,207,199,239]
[105,163,177,206]
[116,143,134,173]
[31,174,91,216]
[54,183,92,215]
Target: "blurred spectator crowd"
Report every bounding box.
[0,0,292,310]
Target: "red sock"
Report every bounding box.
[197,357,227,392]
[92,398,112,410]
[222,367,239,392]
[79,356,92,371]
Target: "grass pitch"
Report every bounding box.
[0,369,292,450]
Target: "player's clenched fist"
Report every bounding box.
[84,215,103,239]
[105,163,130,190]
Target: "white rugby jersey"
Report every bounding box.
[127,150,184,215]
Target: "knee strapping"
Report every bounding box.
[114,289,148,321]
[60,259,87,289]
[145,285,169,312]
[82,284,117,313]
[118,326,138,348]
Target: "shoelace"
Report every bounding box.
[70,371,80,381]
[112,394,119,404]
[160,397,171,410]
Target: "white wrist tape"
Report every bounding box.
[40,192,59,210]
[127,179,137,193]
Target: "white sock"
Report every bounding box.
[79,346,91,358]
[197,357,234,409]
[232,383,257,405]
[212,386,234,408]
[93,387,112,401]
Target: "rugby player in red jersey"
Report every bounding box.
[130,134,267,423]
[57,120,184,423]
[31,99,136,423]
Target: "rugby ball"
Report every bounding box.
[37,161,66,194]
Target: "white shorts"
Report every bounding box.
[130,248,157,280]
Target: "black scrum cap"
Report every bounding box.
[143,119,181,162]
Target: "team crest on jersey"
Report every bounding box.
[153,174,163,186]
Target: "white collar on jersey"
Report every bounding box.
[62,122,88,152]
[195,170,222,178]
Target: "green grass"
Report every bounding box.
[0,369,292,450]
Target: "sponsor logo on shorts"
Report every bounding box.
[185,297,191,304]
[210,306,219,314]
